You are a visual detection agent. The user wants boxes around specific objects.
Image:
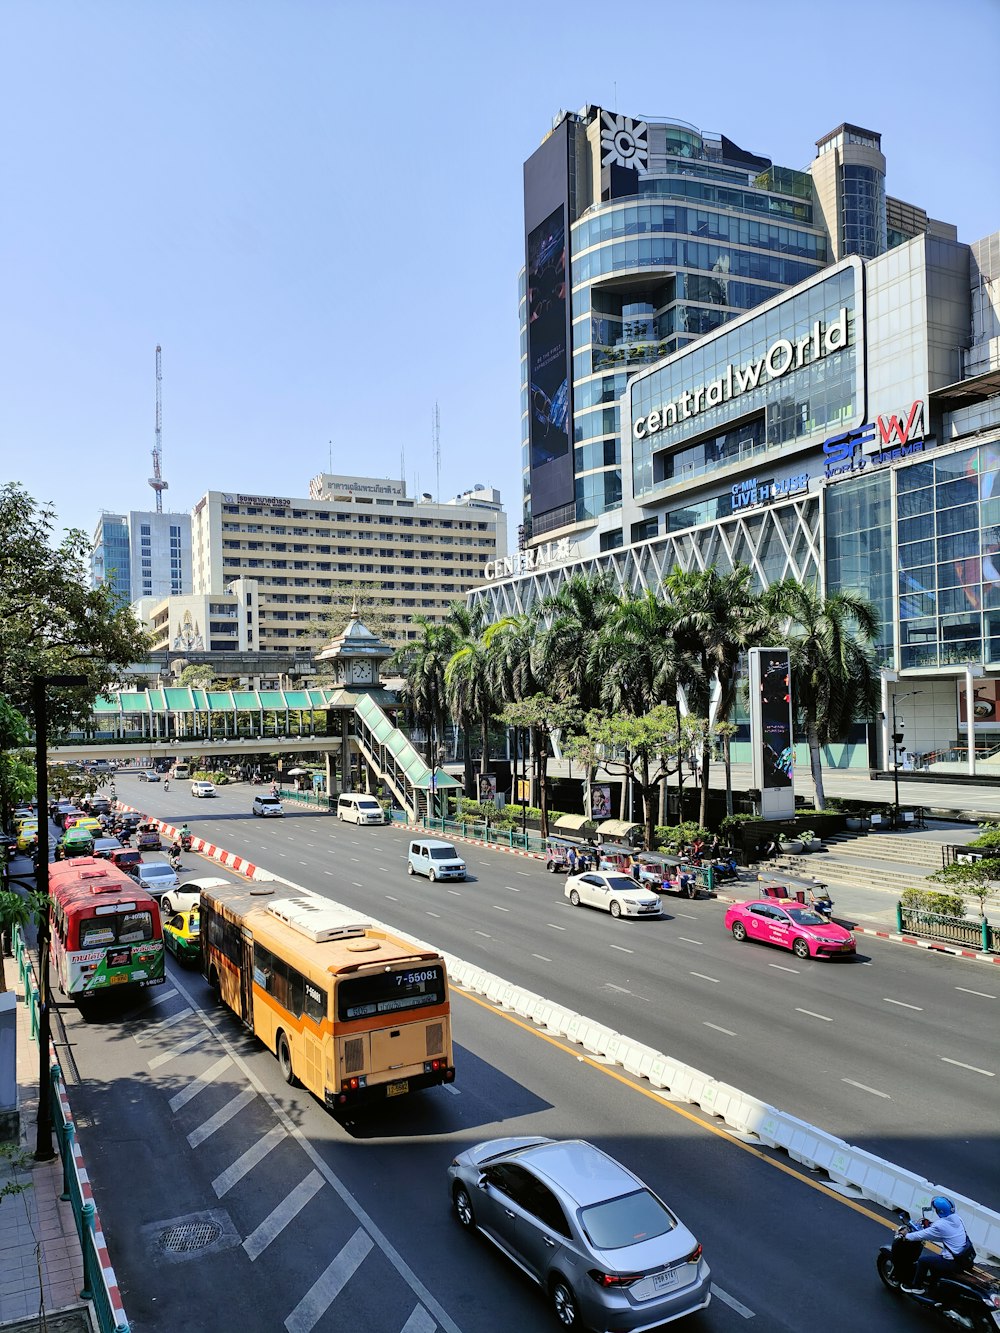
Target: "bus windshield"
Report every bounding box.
[338,964,446,1021]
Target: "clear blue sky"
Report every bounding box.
[2,0,998,550]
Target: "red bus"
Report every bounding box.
[49,856,165,999]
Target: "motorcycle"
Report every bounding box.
[179,832,193,852]
[877,1210,1000,1330]
[168,850,183,873]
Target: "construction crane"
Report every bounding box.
[149,344,169,511]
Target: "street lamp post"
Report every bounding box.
[889,690,923,829]
[32,672,87,1162]
[520,729,527,835]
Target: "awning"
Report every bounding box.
[553,814,596,832]
[596,819,643,838]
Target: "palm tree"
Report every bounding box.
[536,572,619,712]
[483,612,543,819]
[764,579,879,809]
[445,612,495,796]
[389,615,456,765]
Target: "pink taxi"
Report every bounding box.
[724,899,856,960]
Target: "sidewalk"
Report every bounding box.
[0,952,92,1333]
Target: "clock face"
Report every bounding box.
[352,659,374,684]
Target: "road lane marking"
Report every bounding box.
[690,972,719,983]
[796,1008,832,1022]
[285,1227,374,1333]
[124,986,178,1016]
[506,885,521,892]
[378,866,389,872]
[384,894,398,902]
[884,998,923,1010]
[352,882,363,888]
[768,963,799,974]
[474,930,491,938]
[675,912,698,919]
[940,1057,995,1077]
[188,1088,258,1148]
[547,923,566,931]
[711,1284,755,1318]
[532,954,552,963]
[426,912,440,918]
[516,870,531,876]
[956,986,996,999]
[703,1022,736,1036]
[243,1170,324,1262]
[447,890,462,896]
[493,904,510,913]
[148,1031,205,1069]
[400,1305,438,1333]
[609,944,633,954]
[478,861,492,866]
[213,1125,286,1197]
[677,937,703,945]
[140,1007,191,1040]
[842,1078,890,1099]
[323,870,334,876]
[299,861,308,865]
[169,1055,232,1111]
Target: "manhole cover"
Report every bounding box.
[158,1219,223,1253]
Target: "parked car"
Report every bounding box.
[448,1137,711,1330]
[564,872,662,919]
[162,909,201,965]
[407,839,466,882]
[191,781,216,798]
[724,899,856,959]
[252,795,284,817]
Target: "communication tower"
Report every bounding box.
[433,401,441,502]
[149,344,169,512]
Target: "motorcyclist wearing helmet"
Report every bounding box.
[902,1197,972,1292]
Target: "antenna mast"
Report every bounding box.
[433,401,441,501]
[149,344,168,512]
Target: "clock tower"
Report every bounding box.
[314,605,396,794]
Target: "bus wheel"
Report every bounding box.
[277,1032,296,1085]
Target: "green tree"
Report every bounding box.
[0,698,34,835]
[445,607,496,796]
[308,581,398,653]
[0,484,150,735]
[764,579,879,809]
[389,615,459,763]
[930,858,1000,918]
[496,694,579,839]
[536,573,619,711]
[177,664,216,688]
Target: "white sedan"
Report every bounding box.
[564,872,662,919]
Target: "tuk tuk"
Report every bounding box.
[544,836,585,873]
[595,841,640,874]
[757,870,834,917]
[636,852,699,899]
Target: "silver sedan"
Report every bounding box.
[564,871,662,919]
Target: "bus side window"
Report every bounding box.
[304,982,327,1024]
[270,957,304,1018]
[253,943,273,991]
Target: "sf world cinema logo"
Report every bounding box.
[822,400,926,479]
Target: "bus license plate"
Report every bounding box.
[109,973,129,984]
[386,1080,409,1097]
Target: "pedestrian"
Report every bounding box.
[567,845,578,874]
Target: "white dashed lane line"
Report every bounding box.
[843,1078,890,1099]
[677,937,703,946]
[768,963,799,974]
[956,986,996,999]
[703,1022,736,1036]
[506,885,521,893]
[547,923,566,931]
[493,905,510,913]
[426,912,440,918]
[609,944,633,954]
[532,953,552,963]
[884,998,923,1011]
[447,890,462,897]
[940,1057,995,1077]
[474,931,491,939]
[796,1008,832,1022]
[516,870,531,877]
[690,972,719,984]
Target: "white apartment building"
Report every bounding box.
[186,476,506,651]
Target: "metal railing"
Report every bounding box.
[896,906,998,953]
[13,927,131,1331]
[390,810,547,855]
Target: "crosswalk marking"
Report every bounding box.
[242,1170,324,1261]
[169,1055,232,1112]
[188,1088,257,1148]
[285,1228,373,1333]
[148,1031,205,1069]
[213,1125,286,1197]
[142,1008,194,1042]
[122,986,177,1019]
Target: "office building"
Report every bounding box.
[90,510,192,604]
[185,475,506,652]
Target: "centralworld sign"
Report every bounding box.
[633,309,850,441]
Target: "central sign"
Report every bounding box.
[634,309,849,442]
[484,538,575,582]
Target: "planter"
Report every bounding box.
[778,839,804,855]
[845,817,862,831]
[804,838,824,852]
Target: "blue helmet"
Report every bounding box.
[931,1196,956,1217]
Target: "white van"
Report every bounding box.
[337,793,386,825]
[407,839,467,882]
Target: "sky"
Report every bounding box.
[2,0,998,552]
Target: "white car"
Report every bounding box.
[134,860,179,899]
[564,871,662,919]
[252,795,284,817]
[162,875,234,916]
[191,781,216,798]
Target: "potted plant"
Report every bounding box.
[799,828,824,852]
[778,833,804,855]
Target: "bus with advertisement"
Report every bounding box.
[199,884,455,1109]
[48,856,165,1000]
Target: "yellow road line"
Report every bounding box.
[456,986,895,1230]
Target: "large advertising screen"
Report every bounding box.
[749,647,795,820]
[524,119,575,519]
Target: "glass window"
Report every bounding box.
[580,1189,675,1249]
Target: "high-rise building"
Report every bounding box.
[90,510,192,604]
[520,107,956,545]
[187,476,506,652]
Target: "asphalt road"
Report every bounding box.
[123,777,1000,1206]
[54,912,918,1332]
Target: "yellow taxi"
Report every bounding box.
[162,909,201,966]
[65,815,103,837]
[16,822,39,852]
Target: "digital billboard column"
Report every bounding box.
[524,120,575,520]
[749,647,795,821]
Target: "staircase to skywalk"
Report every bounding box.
[771,828,975,896]
[352,694,461,821]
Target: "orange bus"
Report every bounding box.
[200,884,455,1108]
[49,856,165,999]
